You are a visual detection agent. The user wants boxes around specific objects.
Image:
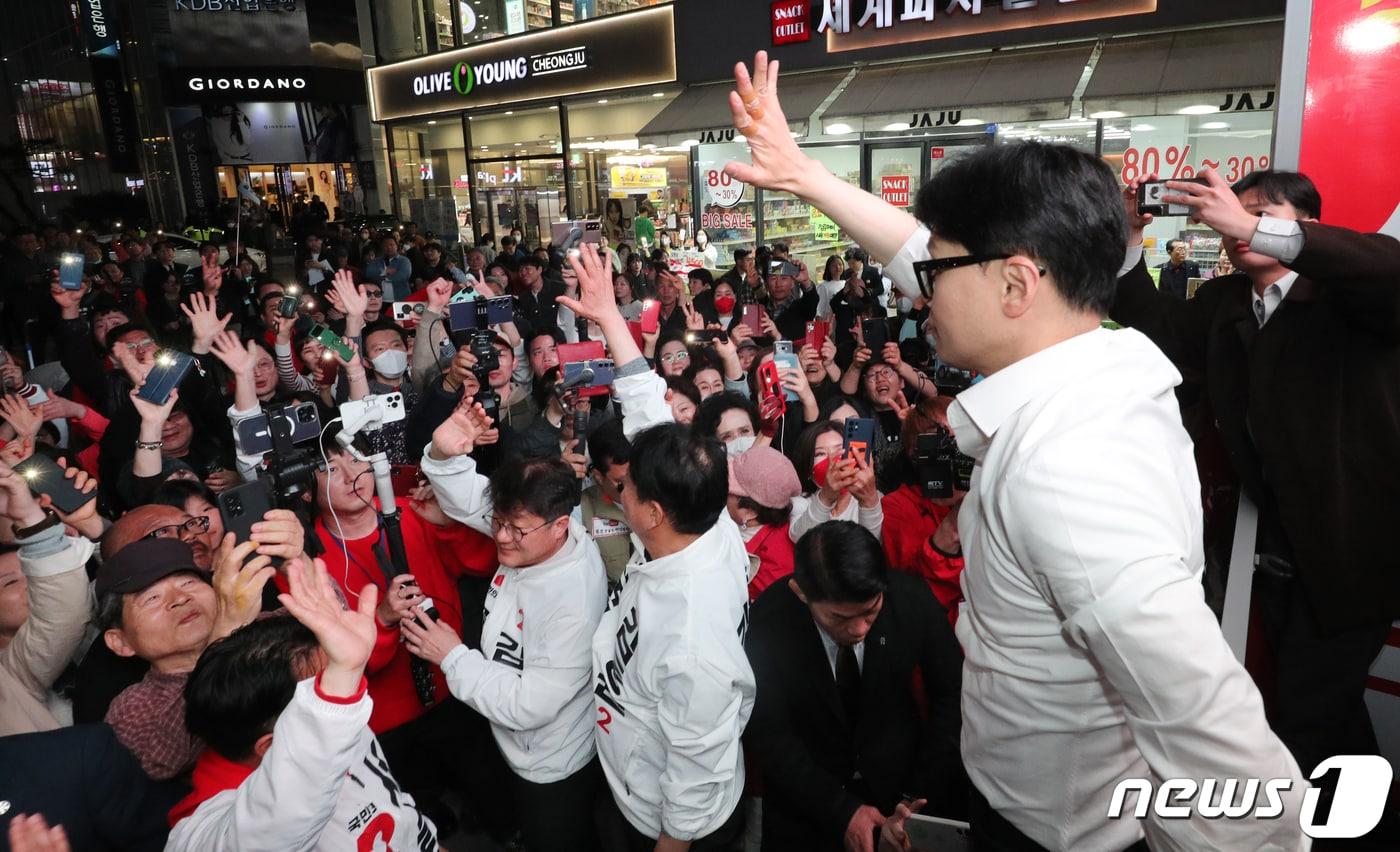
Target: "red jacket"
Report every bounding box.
[298,504,495,734]
[882,483,964,627]
[746,522,796,602]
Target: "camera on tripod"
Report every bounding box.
[235,401,324,502]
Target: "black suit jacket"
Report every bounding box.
[1155,259,1201,300]
[1111,222,1400,633]
[744,572,966,851]
[0,725,184,852]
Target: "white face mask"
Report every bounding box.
[370,348,408,379]
[725,435,756,458]
[696,233,708,246]
[897,296,913,314]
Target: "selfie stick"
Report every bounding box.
[336,397,409,577]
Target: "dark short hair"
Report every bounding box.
[687,268,714,287]
[738,496,791,528]
[589,419,631,474]
[488,456,581,523]
[362,318,409,348]
[423,241,444,254]
[627,423,728,535]
[103,322,153,355]
[185,616,321,760]
[913,141,1126,314]
[151,478,216,511]
[1231,170,1321,220]
[519,255,546,270]
[531,366,562,411]
[664,375,701,409]
[793,521,889,603]
[694,391,759,441]
[733,248,751,262]
[258,291,284,310]
[792,420,844,495]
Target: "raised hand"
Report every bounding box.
[0,394,42,441]
[400,607,464,667]
[0,359,23,393]
[0,460,44,528]
[889,389,911,422]
[1121,171,1158,237]
[273,313,297,344]
[329,269,368,317]
[848,452,880,509]
[49,276,87,319]
[376,574,423,628]
[760,313,781,341]
[35,394,86,422]
[208,534,275,640]
[7,813,72,852]
[425,277,453,314]
[724,51,809,194]
[882,341,903,369]
[110,343,154,386]
[557,246,622,326]
[0,436,33,469]
[210,330,255,376]
[1163,167,1263,242]
[129,385,177,426]
[201,254,223,295]
[277,556,378,698]
[430,398,494,459]
[682,300,705,331]
[561,438,588,480]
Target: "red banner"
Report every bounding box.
[1298,1,1400,234]
[771,0,811,46]
[880,175,911,206]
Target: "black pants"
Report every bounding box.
[614,795,746,852]
[377,698,517,839]
[970,788,1148,852]
[1254,572,1391,775]
[509,758,606,852]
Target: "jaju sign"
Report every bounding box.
[818,0,1157,52]
[772,0,812,45]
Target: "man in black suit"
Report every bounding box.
[143,241,186,293]
[762,260,819,341]
[0,724,184,851]
[1155,238,1201,300]
[1112,169,1400,785]
[745,521,965,852]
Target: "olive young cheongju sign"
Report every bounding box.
[367,5,676,122]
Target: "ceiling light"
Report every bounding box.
[427,120,437,125]
[825,122,853,135]
[1200,121,1230,130]
[652,92,664,97]
[882,121,910,132]
[680,138,700,148]
[1178,104,1219,115]
[550,105,558,110]
[504,110,513,115]
[597,99,608,104]
[1089,110,1125,119]
[1131,123,1156,132]
[480,146,488,150]
[1037,119,1095,129]
[586,136,594,140]
[956,118,983,126]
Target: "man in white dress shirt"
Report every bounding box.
[720,51,1308,852]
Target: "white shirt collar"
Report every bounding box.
[1252,270,1299,326]
[947,328,1112,460]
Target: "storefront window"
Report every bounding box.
[1103,111,1274,269]
[763,145,861,274]
[390,119,473,244]
[561,0,665,23]
[376,0,459,60]
[458,0,556,44]
[695,141,757,271]
[566,94,690,245]
[996,119,1100,152]
[473,158,567,248]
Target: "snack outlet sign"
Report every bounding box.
[369,5,676,122]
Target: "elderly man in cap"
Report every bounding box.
[97,531,286,780]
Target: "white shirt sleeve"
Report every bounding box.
[439,614,593,732]
[1001,436,1308,851]
[655,654,751,842]
[1249,216,1305,264]
[613,366,675,439]
[879,226,932,301]
[419,451,493,536]
[165,679,373,852]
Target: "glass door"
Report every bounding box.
[867,144,922,217]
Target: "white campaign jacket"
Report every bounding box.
[592,360,756,841]
[166,679,436,852]
[421,450,608,783]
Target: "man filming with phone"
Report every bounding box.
[1114,168,1400,795]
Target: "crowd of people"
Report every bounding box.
[0,51,1396,852]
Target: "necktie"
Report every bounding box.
[1254,298,1268,328]
[835,643,861,726]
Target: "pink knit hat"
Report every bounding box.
[728,445,801,510]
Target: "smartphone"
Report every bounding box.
[236,401,322,455]
[391,301,425,322]
[842,417,876,465]
[741,304,764,337]
[15,454,94,514]
[561,358,616,390]
[308,323,354,362]
[313,353,340,387]
[639,299,662,335]
[58,253,84,291]
[757,360,787,417]
[481,295,514,326]
[773,351,800,402]
[861,317,889,356]
[389,463,421,496]
[136,350,195,405]
[686,329,729,345]
[217,479,279,566]
[805,319,829,353]
[558,341,609,398]
[774,339,794,356]
[276,294,300,319]
[339,392,407,431]
[626,321,645,349]
[1137,177,1209,217]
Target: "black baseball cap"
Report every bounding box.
[95,538,202,598]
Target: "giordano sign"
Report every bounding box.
[368,5,676,122]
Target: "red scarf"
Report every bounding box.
[167,749,254,827]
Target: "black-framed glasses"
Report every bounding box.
[143,515,210,542]
[490,513,553,544]
[912,254,1045,298]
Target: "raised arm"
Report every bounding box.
[724,52,919,273]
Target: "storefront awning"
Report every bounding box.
[821,44,1095,133]
[1082,23,1284,117]
[636,70,849,148]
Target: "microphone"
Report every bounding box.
[556,366,595,396]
